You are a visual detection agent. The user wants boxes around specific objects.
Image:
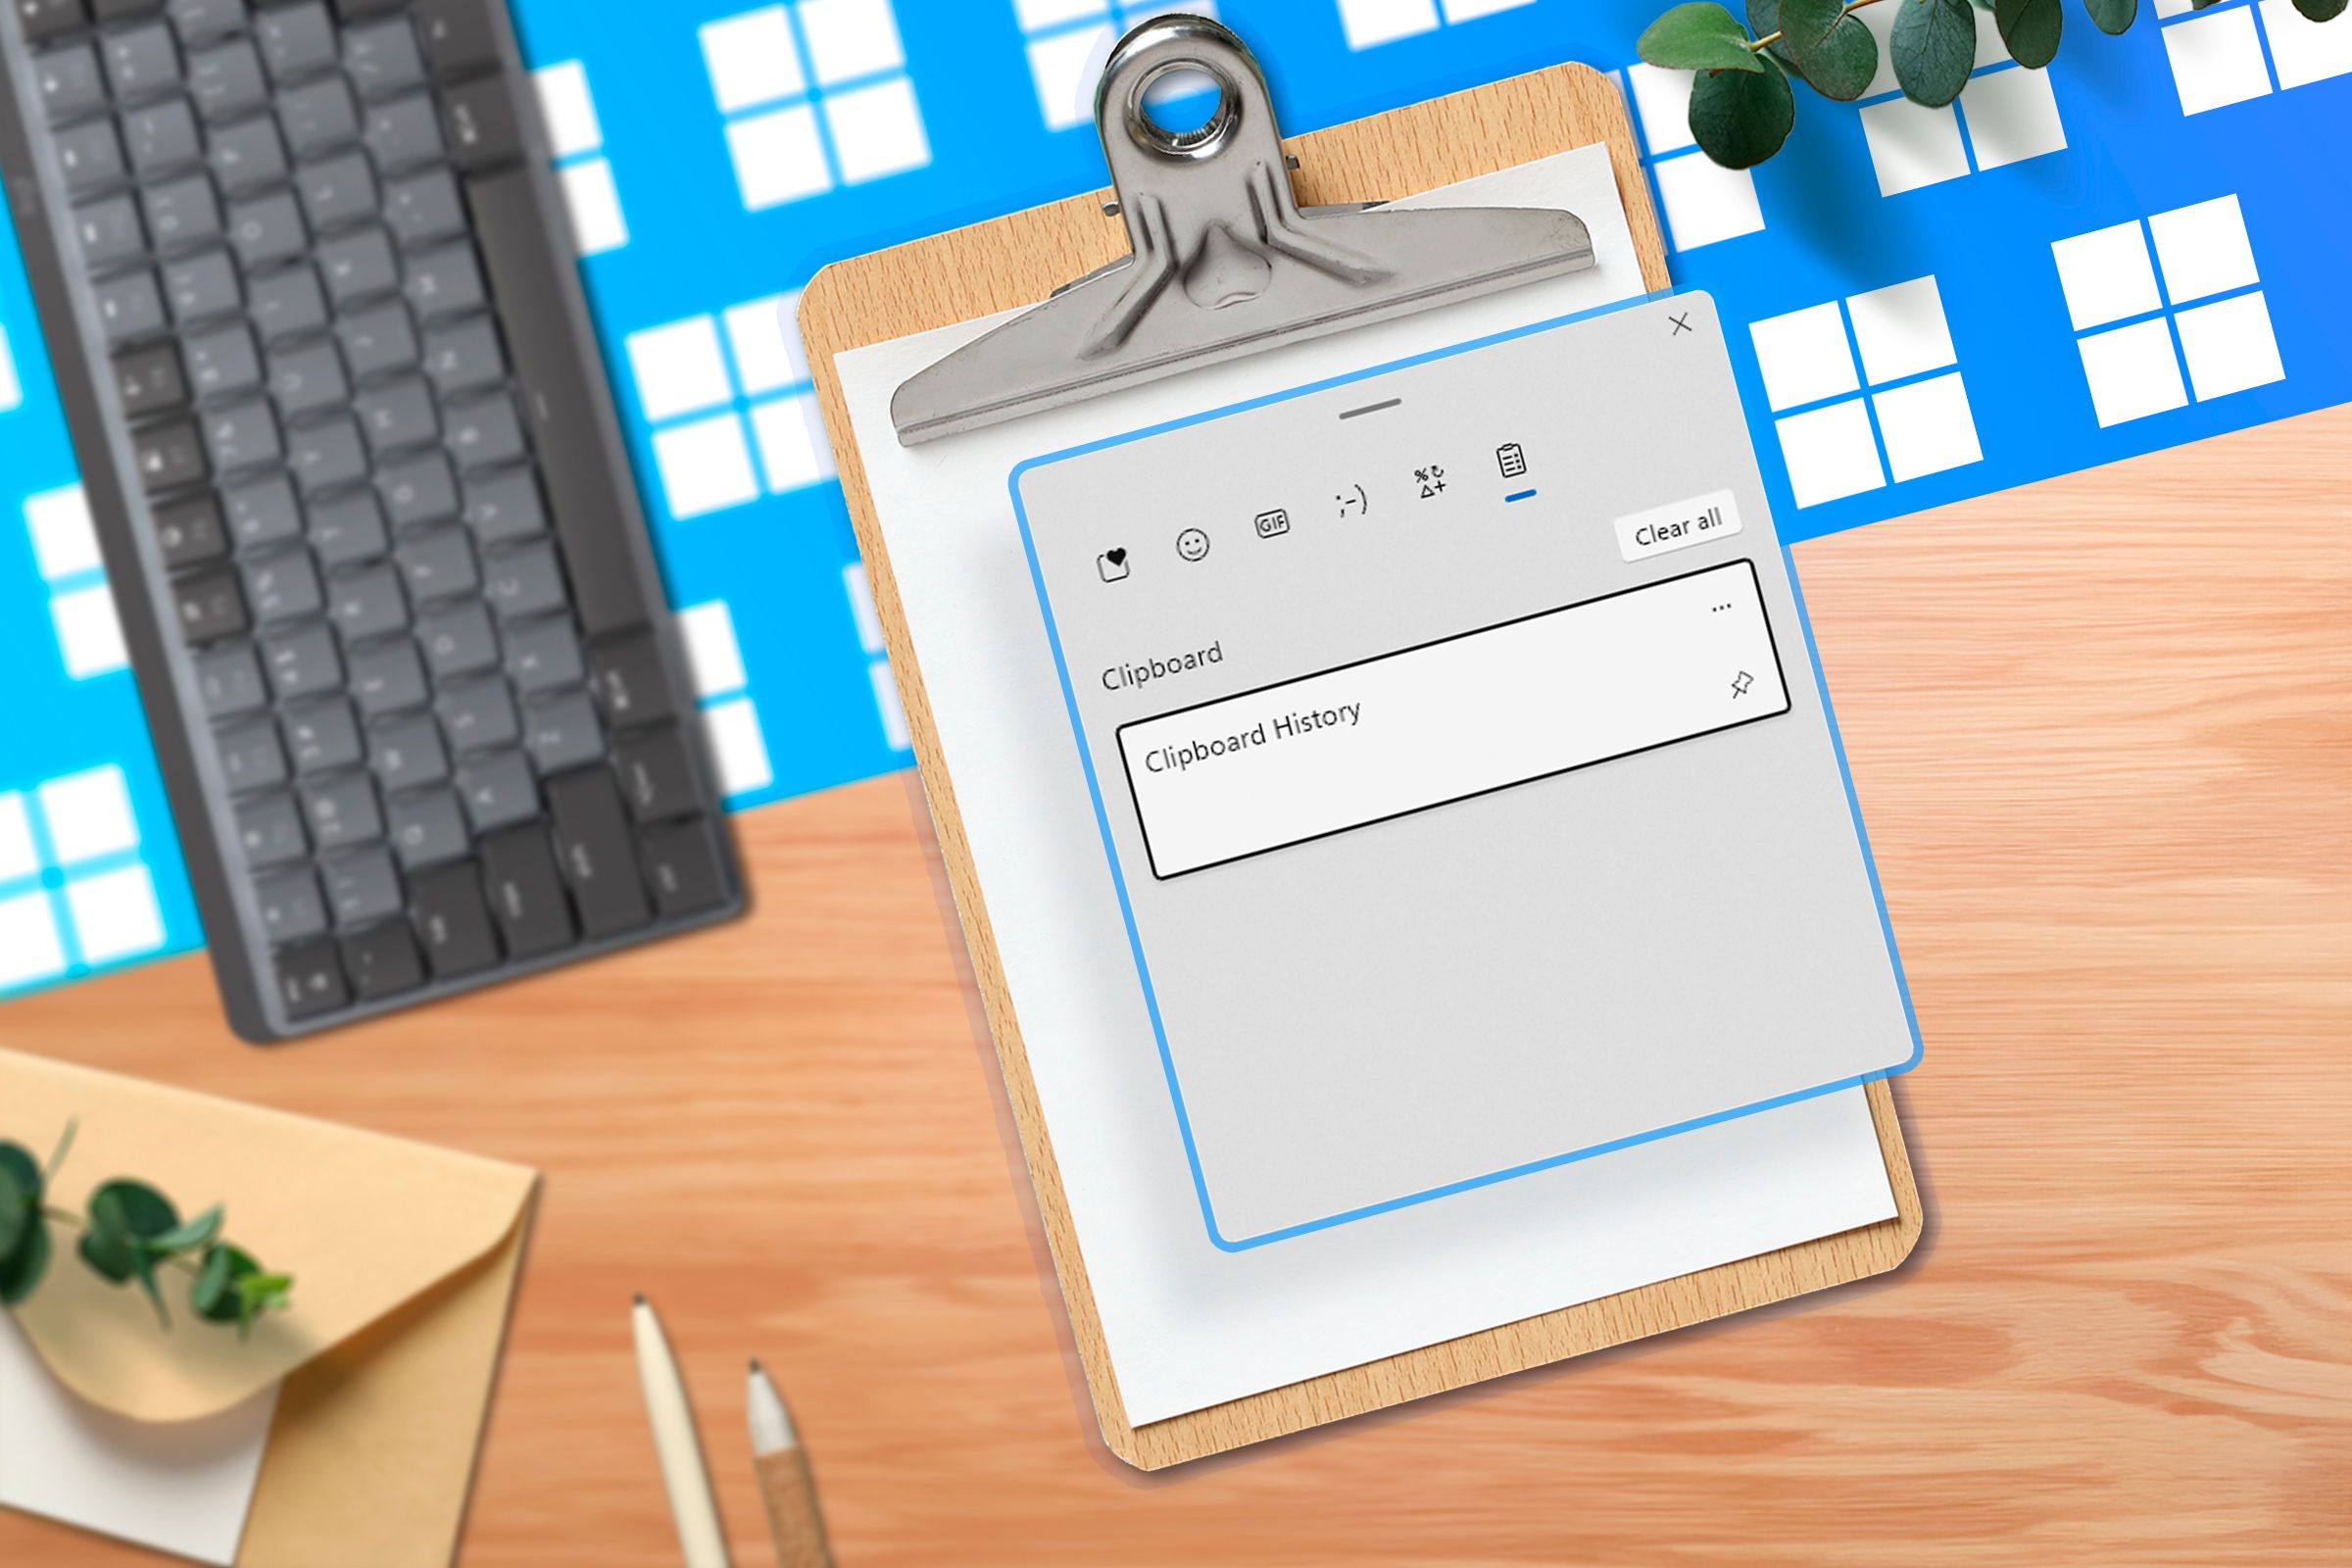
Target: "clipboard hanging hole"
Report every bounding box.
[1123,60,1241,161]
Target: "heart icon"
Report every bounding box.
[1105,548,1127,565]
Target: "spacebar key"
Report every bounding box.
[466,167,654,638]
[547,770,654,938]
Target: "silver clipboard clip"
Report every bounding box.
[890,14,1595,446]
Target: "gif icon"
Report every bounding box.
[1254,509,1291,539]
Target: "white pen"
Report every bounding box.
[631,1294,732,1568]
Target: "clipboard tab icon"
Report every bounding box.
[890,14,1596,446]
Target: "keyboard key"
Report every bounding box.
[410,858,499,977]
[338,299,417,379]
[357,376,438,455]
[223,470,301,547]
[242,545,321,623]
[132,416,208,490]
[479,823,574,958]
[422,315,502,396]
[226,188,307,269]
[203,394,282,474]
[384,167,464,247]
[344,19,426,99]
[288,415,368,493]
[521,687,602,776]
[640,817,730,921]
[217,716,285,791]
[246,263,325,341]
[395,524,474,601]
[441,74,520,171]
[368,709,446,789]
[113,341,188,416]
[209,116,287,194]
[417,599,497,677]
[275,74,358,157]
[546,768,652,938]
[255,865,327,943]
[195,641,266,714]
[455,747,536,832]
[378,450,457,527]
[256,2,337,82]
[403,239,483,319]
[413,0,500,78]
[387,786,466,868]
[322,844,402,927]
[174,567,248,644]
[143,172,221,252]
[340,919,424,1000]
[296,148,377,233]
[167,0,247,45]
[155,493,228,566]
[34,44,108,124]
[283,698,361,772]
[443,389,523,469]
[98,270,169,345]
[300,769,381,850]
[482,538,564,621]
[462,465,545,545]
[317,223,396,302]
[72,195,145,269]
[186,38,267,122]
[93,0,165,22]
[613,724,700,823]
[309,488,388,566]
[163,248,241,322]
[53,119,124,194]
[503,612,579,694]
[17,0,88,47]
[328,560,408,642]
[587,630,674,730]
[260,620,340,698]
[234,791,308,867]
[102,24,181,102]
[182,319,262,395]
[364,91,442,172]
[273,935,348,1019]
[348,638,426,715]
[122,97,201,173]
[434,675,515,752]
[266,337,346,418]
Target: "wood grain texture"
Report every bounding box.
[0,407,2346,1562]
[796,61,1917,1471]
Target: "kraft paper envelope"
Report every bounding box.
[0,1049,537,1565]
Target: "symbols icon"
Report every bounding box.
[1098,548,1129,582]
[1336,484,1368,518]
[1731,670,1753,699]
[1496,443,1527,480]
[1253,509,1290,539]
[1175,527,1211,563]
[1414,465,1446,499]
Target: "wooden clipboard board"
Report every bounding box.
[801,59,1923,1471]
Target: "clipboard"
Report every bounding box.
[801,18,1922,1469]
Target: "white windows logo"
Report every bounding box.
[2158,0,2351,116]
[1849,12,2067,198]
[700,0,930,213]
[0,765,168,994]
[1749,276,1984,509]
[672,600,776,799]
[2052,194,2283,429]
[625,291,833,521]
[1018,2,1220,132]
[1334,0,1535,50]
[23,485,128,681]
[843,564,911,752]
[0,317,21,413]
[1625,64,1766,252]
[532,62,627,257]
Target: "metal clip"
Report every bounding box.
[890,13,1593,445]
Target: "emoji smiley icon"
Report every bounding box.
[1175,527,1211,563]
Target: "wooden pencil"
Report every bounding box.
[748,1359,832,1568]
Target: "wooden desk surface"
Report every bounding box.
[4,409,2346,1565]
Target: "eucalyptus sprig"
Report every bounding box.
[0,1122,292,1338]
[1640,0,2346,169]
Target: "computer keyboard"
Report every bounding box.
[0,0,745,1041]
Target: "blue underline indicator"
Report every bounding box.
[1503,489,1537,503]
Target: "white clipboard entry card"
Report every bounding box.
[1010,292,1921,1249]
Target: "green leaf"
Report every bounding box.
[191,1244,257,1324]
[1639,3,1767,73]
[1690,52,1797,168]
[2082,0,2136,34]
[1750,0,1882,98]
[147,1203,224,1257]
[1775,0,1846,54]
[0,1167,25,1264]
[0,1143,40,1206]
[1995,0,2064,66]
[2292,0,2345,19]
[80,1180,179,1285]
[1893,0,1979,107]
[0,1220,49,1305]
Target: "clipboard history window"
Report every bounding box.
[1011,294,1921,1249]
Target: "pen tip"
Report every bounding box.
[749,1356,762,1374]
[633,1292,646,1306]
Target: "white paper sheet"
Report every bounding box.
[835,144,1898,1426]
[0,1313,275,1565]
